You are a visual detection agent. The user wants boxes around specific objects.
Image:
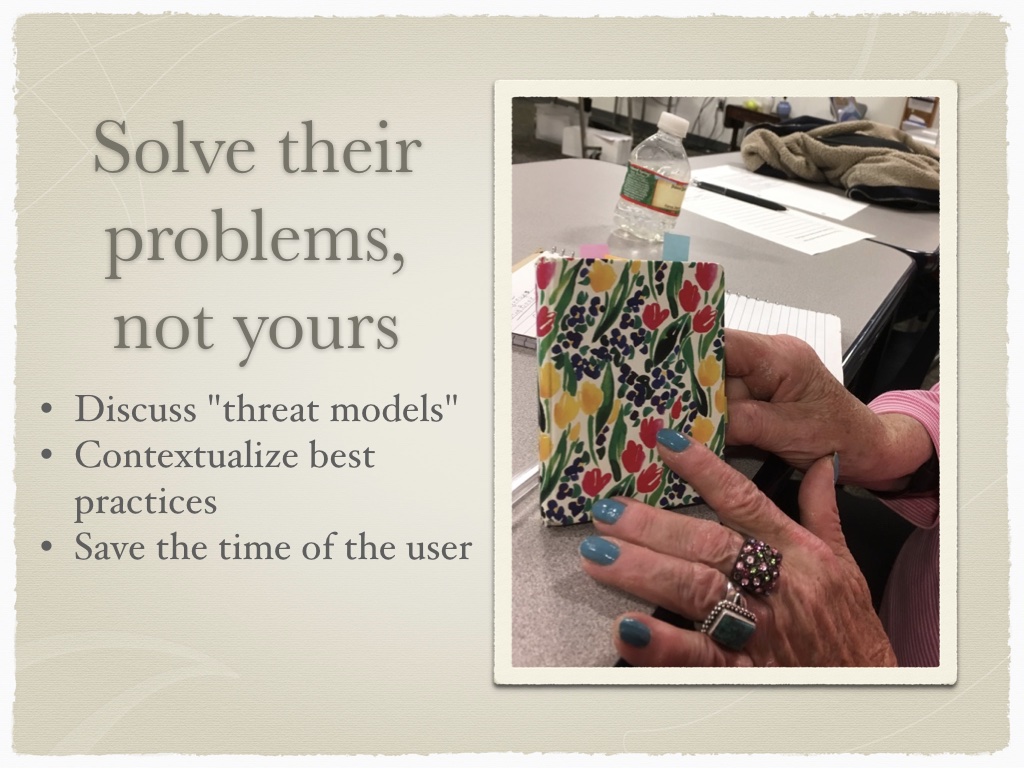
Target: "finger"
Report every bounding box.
[723,329,785,398]
[724,375,752,402]
[798,453,849,556]
[591,497,745,575]
[722,329,775,379]
[579,535,728,621]
[613,613,753,667]
[655,427,799,547]
[725,331,821,401]
[723,398,788,447]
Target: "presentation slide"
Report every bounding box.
[1,4,1013,763]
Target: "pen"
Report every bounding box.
[692,180,787,211]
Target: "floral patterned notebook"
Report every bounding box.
[536,256,727,526]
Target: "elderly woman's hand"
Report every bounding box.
[724,330,933,492]
[579,428,898,667]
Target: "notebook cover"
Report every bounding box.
[536,256,727,526]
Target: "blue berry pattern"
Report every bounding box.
[536,256,727,526]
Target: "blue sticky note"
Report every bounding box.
[663,233,691,262]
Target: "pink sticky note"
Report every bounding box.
[579,243,611,259]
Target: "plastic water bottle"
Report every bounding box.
[611,112,691,242]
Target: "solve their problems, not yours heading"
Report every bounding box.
[92,119,424,366]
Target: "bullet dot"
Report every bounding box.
[379,120,387,128]
[41,449,51,459]
[41,403,51,413]
[41,541,51,552]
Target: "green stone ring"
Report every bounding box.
[700,582,757,651]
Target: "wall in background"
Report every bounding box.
[563,95,937,141]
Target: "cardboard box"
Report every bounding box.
[535,103,580,144]
[560,125,632,165]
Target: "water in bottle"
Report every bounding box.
[611,112,691,242]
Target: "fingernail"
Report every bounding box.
[592,499,626,524]
[580,536,620,565]
[832,452,840,485]
[656,428,691,453]
[618,617,651,648]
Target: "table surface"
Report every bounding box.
[508,154,938,668]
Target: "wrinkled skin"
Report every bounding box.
[578,331,935,667]
[581,447,897,667]
[723,330,933,491]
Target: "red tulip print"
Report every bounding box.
[582,467,612,497]
[536,260,556,290]
[671,398,682,420]
[693,305,717,334]
[621,440,645,473]
[642,303,670,330]
[637,464,663,493]
[640,416,663,449]
[696,262,719,292]
[678,280,700,313]
[537,305,554,337]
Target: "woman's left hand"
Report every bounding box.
[579,428,898,667]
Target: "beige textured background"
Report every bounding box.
[13,14,1007,755]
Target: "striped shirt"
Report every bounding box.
[868,384,941,667]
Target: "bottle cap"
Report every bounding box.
[657,112,690,138]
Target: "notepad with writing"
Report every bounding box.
[536,256,727,526]
[512,253,542,348]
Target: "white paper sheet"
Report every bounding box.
[691,164,868,221]
[511,257,538,342]
[724,294,843,382]
[682,186,873,255]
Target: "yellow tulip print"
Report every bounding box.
[569,422,581,442]
[580,381,603,415]
[539,433,553,462]
[588,261,616,292]
[715,383,727,414]
[538,361,559,399]
[691,415,714,445]
[553,392,579,429]
[697,355,721,388]
[608,398,621,426]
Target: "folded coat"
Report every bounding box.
[741,117,940,211]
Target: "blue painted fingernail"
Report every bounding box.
[656,428,691,453]
[592,499,626,524]
[580,536,620,565]
[832,452,841,485]
[618,617,651,648]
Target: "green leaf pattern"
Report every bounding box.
[536,257,727,526]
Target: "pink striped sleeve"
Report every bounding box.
[867,383,940,529]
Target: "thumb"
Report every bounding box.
[725,398,786,449]
[797,453,848,556]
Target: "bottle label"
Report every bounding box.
[619,164,688,216]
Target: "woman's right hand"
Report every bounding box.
[580,433,897,667]
[723,330,933,491]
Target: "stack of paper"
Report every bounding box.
[689,164,868,220]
